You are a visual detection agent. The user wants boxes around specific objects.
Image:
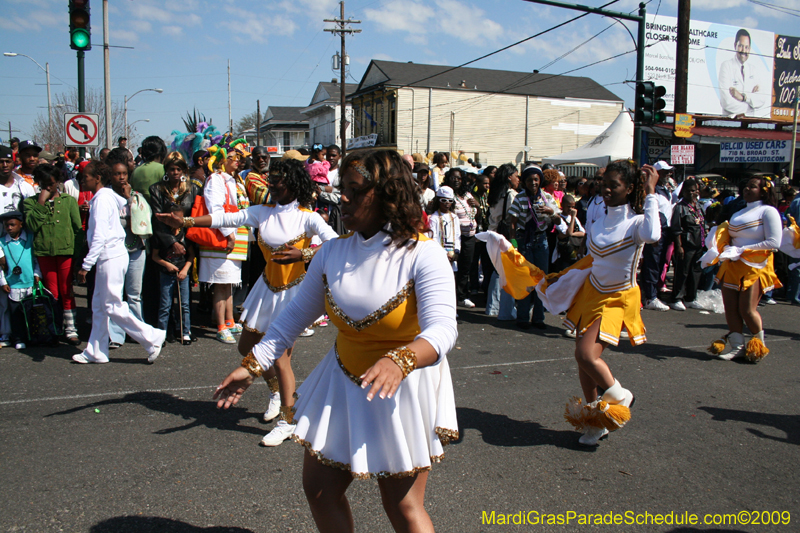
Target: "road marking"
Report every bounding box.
[0,338,793,406]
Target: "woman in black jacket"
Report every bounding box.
[669,177,705,311]
[149,152,199,344]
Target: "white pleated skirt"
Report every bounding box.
[291,349,459,479]
[198,256,242,284]
[239,277,302,335]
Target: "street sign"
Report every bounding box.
[674,113,695,138]
[671,144,695,165]
[64,113,99,147]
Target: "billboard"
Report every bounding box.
[644,15,798,122]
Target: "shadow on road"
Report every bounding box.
[44,391,265,436]
[456,407,592,451]
[698,406,800,446]
[614,341,709,362]
[90,516,254,533]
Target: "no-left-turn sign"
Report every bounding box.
[64,113,100,147]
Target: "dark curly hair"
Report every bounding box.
[679,177,701,202]
[85,160,112,185]
[443,168,469,196]
[604,159,646,214]
[33,164,61,187]
[339,149,424,246]
[267,158,316,208]
[750,176,778,207]
[105,147,132,169]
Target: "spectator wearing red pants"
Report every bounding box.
[22,164,82,344]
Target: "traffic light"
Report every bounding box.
[653,85,667,124]
[635,81,655,125]
[69,0,91,51]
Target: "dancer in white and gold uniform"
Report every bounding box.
[704,177,781,362]
[212,150,458,533]
[160,158,338,446]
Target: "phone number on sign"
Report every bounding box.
[480,510,791,526]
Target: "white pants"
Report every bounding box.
[82,254,165,363]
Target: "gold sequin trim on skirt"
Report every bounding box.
[435,427,459,445]
[263,271,305,293]
[292,436,446,480]
[241,320,266,337]
[335,342,363,386]
[323,274,414,332]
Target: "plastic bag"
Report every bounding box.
[694,289,724,314]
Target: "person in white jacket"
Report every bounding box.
[74,161,166,364]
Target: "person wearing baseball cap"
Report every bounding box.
[0,145,36,222]
[429,185,460,272]
[16,141,42,187]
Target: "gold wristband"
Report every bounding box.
[382,346,417,379]
[301,247,316,263]
[241,352,263,378]
[182,217,196,229]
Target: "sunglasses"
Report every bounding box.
[438,198,454,203]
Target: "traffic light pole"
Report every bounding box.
[521,0,647,163]
[77,50,85,158]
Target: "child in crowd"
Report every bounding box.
[0,211,41,349]
[305,144,330,186]
[152,208,195,346]
[553,194,586,272]
[429,186,460,272]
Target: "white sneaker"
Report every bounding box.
[764,297,777,305]
[15,342,26,350]
[578,426,609,446]
[718,332,745,361]
[148,330,167,363]
[669,301,686,311]
[260,420,296,446]
[563,329,577,339]
[299,327,315,337]
[645,298,669,311]
[461,299,476,308]
[263,393,281,422]
[72,353,109,364]
[686,300,704,309]
[0,335,10,347]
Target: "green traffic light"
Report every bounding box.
[71,28,90,49]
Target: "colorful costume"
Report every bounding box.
[250,230,459,478]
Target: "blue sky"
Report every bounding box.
[1,0,798,148]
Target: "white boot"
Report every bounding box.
[578,426,609,446]
[602,379,635,408]
[718,332,745,360]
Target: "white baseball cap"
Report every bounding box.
[653,161,673,171]
[436,186,455,199]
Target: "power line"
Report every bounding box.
[748,0,800,17]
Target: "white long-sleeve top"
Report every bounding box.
[210,200,338,245]
[728,200,781,251]
[252,230,458,370]
[429,211,461,253]
[82,187,128,271]
[718,56,769,117]
[583,195,606,237]
[204,172,239,237]
[587,194,661,294]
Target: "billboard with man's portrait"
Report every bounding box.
[644,14,798,122]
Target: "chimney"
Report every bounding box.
[460,80,467,88]
[332,78,338,84]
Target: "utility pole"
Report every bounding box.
[228,60,232,133]
[520,0,647,162]
[103,0,112,149]
[256,100,261,147]
[672,0,691,156]
[325,1,361,156]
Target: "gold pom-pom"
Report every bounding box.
[708,339,726,355]
[745,337,769,363]
[564,397,631,433]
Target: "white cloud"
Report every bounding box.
[364,0,504,45]
[129,20,153,33]
[220,5,298,44]
[724,16,759,28]
[163,26,184,37]
[113,29,140,44]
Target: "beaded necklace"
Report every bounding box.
[437,211,457,250]
[454,193,476,233]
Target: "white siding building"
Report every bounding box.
[349,60,624,166]
[302,81,357,148]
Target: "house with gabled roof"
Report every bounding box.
[302,81,358,148]
[348,60,624,165]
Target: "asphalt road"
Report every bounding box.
[1,292,798,533]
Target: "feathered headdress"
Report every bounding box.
[207,137,250,171]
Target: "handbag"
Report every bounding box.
[16,281,62,345]
[186,181,238,249]
[495,194,511,238]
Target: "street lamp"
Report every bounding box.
[4,52,52,144]
[124,88,162,140]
